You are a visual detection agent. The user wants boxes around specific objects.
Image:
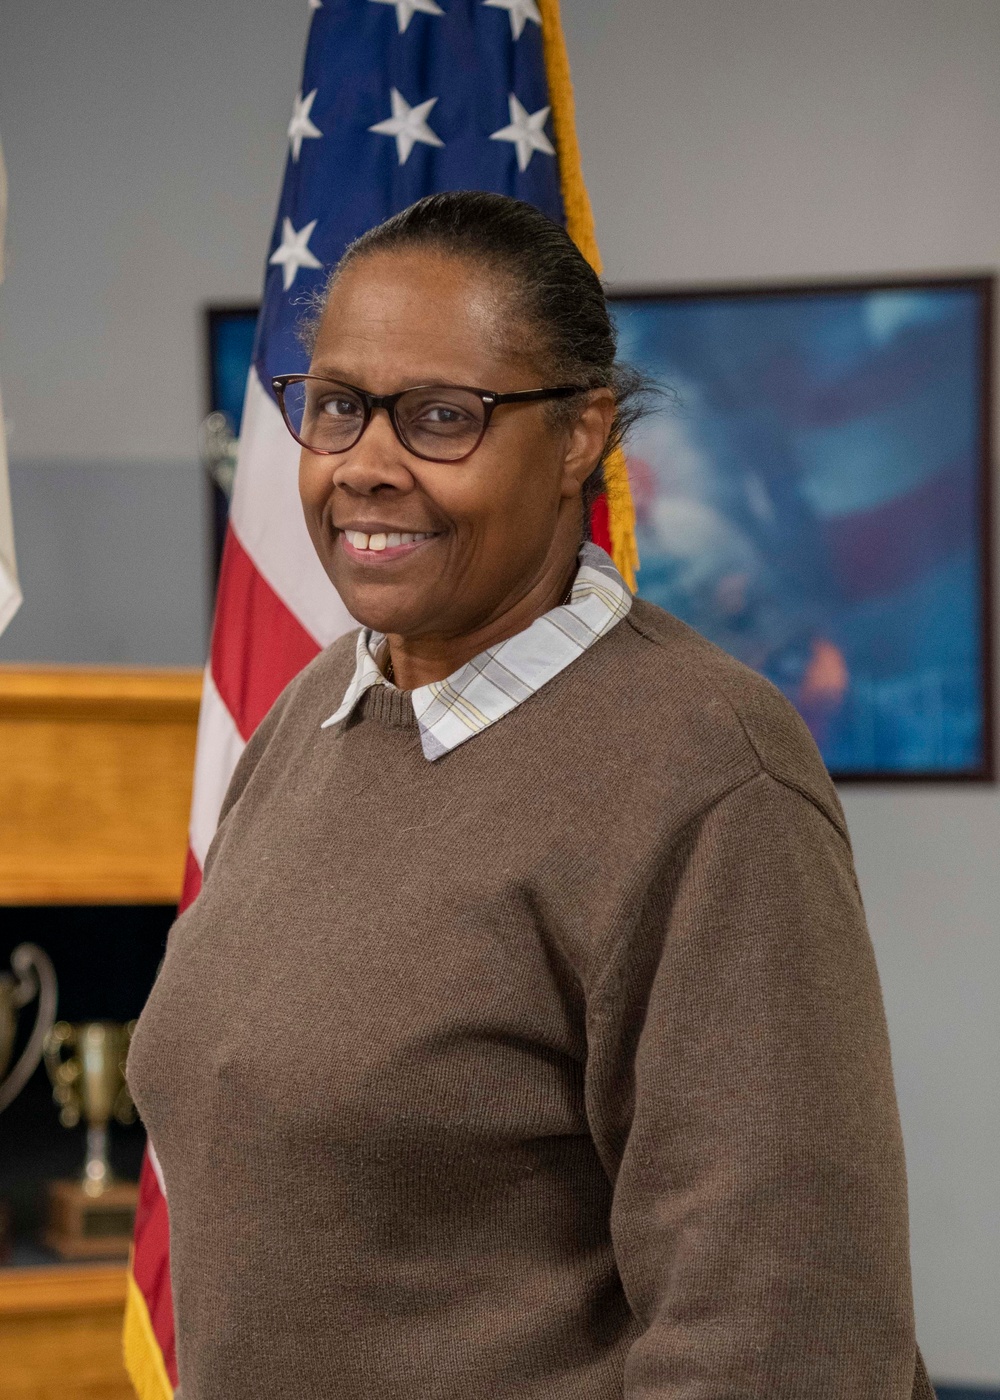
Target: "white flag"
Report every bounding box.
[0,138,21,636]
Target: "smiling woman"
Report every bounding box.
[281,192,646,683]
[126,193,932,1400]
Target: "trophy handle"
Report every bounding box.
[0,943,59,1114]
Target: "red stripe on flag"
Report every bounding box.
[133,1155,179,1387]
[211,528,322,742]
[589,492,611,555]
[180,845,203,912]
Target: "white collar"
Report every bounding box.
[321,540,632,761]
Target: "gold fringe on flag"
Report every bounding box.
[537,0,640,593]
[123,1266,175,1400]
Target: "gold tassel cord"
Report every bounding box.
[537,0,640,593]
[535,0,602,274]
[123,1267,175,1400]
[600,445,641,594]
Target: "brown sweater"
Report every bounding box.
[127,597,933,1399]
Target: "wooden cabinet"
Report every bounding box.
[0,665,202,904]
[1,665,203,1395]
[0,1265,133,1400]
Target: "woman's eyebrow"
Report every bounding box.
[305,361,350,378]
[307,368,473,390]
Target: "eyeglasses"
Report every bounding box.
[271,374,587,464]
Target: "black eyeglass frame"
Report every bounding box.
[271,373,588,464]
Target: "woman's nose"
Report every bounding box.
[330,407,414,492]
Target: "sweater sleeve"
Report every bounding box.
[585,770,920,1398]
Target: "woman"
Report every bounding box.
[128,192,932,1399]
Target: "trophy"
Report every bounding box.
[0,944,58,1261]
[0,943,58,1114]
[43,1019,139,1259]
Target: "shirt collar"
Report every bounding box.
[321,540,633,761]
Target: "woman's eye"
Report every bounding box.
[321,397,361,418]
[421,404,469,424]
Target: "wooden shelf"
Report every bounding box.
[0,664,195,1383]
[0,1262,127,1315]
[0,664,201,904]
[0,1262,133,1399]
[0,665,202,720]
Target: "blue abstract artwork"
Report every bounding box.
[613,281,992,779]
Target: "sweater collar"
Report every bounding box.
[321,541,632,761]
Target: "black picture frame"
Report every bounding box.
[608,273,994,783]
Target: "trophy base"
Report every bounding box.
[43,1179,138,1260]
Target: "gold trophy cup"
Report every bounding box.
[43,1020,139,1259]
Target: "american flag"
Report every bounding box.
[124,2,632,1395]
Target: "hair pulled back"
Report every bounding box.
[303,191,651,536]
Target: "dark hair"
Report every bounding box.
[300,191,654,537]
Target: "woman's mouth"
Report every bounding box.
[340,529,440,562]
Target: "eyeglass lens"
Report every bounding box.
[282,380,488,460]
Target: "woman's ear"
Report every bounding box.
[560,389,616,495]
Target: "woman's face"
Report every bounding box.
[299,248,612,640]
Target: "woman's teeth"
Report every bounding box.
[345,530,434,552]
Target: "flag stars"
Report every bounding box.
[483,0,541,41]
[490,94,555,171]
[288,90,322,161]
[269,217,323,291]
[369,89,445,164]
[370,0,445,33]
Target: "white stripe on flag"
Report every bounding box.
[188,668,245,868]
[229,368,355,648]
[147,1140,168,1201]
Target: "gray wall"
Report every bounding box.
[0,0,312,663]
[0,460,207,665]
[2,0,998,1383]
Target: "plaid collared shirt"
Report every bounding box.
[321,541,633,761]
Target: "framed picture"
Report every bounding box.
[205,275,994,782]
[614,276,994,782]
